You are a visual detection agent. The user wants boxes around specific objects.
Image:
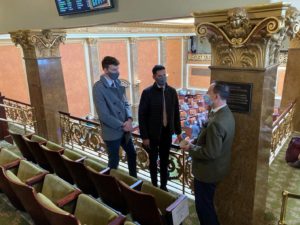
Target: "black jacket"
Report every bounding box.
[138,83,181,141]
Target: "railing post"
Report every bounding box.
[0,93,10,141]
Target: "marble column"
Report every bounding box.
[280,31,300,131]
[10,30,69,143]
[182,36,189,89]
[128,38,139,122]
[0,93,9,141]
[193,4,299,225]
[86,38,101,117]
[159,37,167,65]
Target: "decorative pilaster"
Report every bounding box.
[159,36,167,65]
[128,38,139,121]
[193,4,299,225]
[10,30,69,143]
[182,36,189,89]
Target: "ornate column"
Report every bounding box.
[10,30,69,143]
[159,36,167,65]
[182,36,189,89]
[128,38,139,121]
[194,4,299,225]
[281,29,300,131]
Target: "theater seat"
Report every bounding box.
[86,167,142,214]
[23,134,53,172]
[120,182,188,225]
[37,193,126,225]
[1,160,48,210]
[61,151,98,197]
[9,130,36,162]
[40,142,73,184]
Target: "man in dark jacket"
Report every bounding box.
[138,65,182,191]
[182,81,235,225]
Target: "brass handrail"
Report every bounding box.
[278,190,300,225]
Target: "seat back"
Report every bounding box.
[74,194,123,225]
[84,158,106,172]
[40,143,73,184]
[6,171,51,225]
[119,181,163,225]
[36,192,79,225]
[141,183,177,215]
[86,166,127,213]
[23,135,52,172]
[0,148,21,166]
[9,131,35,162]
[110,169,139,186]
[41,174,79,213]
[62,153,98,197]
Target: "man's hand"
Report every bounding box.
[123,119,133,132]
[142,139,150,148]
[177,134,182,143]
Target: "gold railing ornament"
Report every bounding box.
[1,98,36,133]
[278,190,300,225]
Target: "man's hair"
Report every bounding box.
[212,81,230,101]
[152,65,165,75]
[102,56,119,69]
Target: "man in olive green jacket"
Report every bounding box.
[182,82,235,225]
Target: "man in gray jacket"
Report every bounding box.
[93,56,137,177]
[182,81,235,225]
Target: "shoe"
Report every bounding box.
[160,186,168,192]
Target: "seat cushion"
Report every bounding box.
[141,183,177,215]
[36,193,69,215]
[31,135,47,143]
[74,194,118,225]
[46,141,63,151]
[110,169,138,185]
[0,148,21,165]
[5,170,23,185]
[63,149,83,161]
[84,158,106,172]
[41,174,77,213]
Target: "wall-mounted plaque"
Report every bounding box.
[218,81,253,113]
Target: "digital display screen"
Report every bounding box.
[55,0,113,16]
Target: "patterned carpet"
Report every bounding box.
[0,134,299,225]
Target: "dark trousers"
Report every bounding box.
[149,127,172,188]
[194,178,220,225]
[104,134,137,177]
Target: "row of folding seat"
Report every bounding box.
[6,130,188,225]
[0,148,133,225]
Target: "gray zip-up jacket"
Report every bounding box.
[93,75,132,141]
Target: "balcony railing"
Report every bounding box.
[59,111,194,195]
[278,190,300,225]
[270,101,296,164]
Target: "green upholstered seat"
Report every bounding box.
[84,158,106,172]
[110,169,139,186]
[141,183,177,215]
[0,148,21,166]
[41,174,78,213]
[45,141,64,151]
[62,149,84,161]
[74,194,119,225]
[30,134,47,143]
[36,193,69,215]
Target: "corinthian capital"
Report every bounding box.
[194,4,300,68]
[10,30,66,59]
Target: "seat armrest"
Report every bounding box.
[166,195,187,213]
[25,172,49,186]
[130,180,143,191]
[108,215,126,225]
[75,156,87,163]
[56,189,82,208]
[2,159,21,170]
[100,167,110,175]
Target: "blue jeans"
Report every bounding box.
[194,178,220,225]
[104,134,137,177]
